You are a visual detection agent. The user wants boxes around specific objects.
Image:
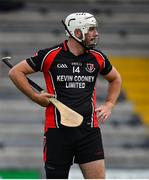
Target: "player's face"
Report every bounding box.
[84,26,99,47]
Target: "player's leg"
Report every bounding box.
[44,128,75,179]
[45,163,71,179]
[74,127,105,179]
[79,159,105,179]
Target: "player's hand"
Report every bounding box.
[34,92,55,107]
[95,102,114,123]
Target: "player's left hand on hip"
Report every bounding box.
[95,103,112,123]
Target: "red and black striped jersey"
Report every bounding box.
[26,40,112,131]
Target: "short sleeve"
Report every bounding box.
[26,50,46,72]
[100,58,112,75]
[99,54,112,75]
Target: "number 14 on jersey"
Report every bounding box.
[73,66,80,73]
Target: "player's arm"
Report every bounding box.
[8,60,53,107]
[103,66,122,107]
[96,66,122,123]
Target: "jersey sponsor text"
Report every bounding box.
[57,75,94,89]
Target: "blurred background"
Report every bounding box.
[0,0,149,178]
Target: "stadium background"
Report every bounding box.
[0,0,149,178]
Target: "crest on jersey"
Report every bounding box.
[85,63,95,73]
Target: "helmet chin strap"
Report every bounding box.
[62,20,93,50]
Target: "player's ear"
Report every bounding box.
[74,29,83,40]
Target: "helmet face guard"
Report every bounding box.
[64,12,98,48]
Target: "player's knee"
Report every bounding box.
[45,163,70,179]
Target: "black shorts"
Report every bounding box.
[44,126,104,167]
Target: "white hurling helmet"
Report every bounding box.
[65,12,98,44]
